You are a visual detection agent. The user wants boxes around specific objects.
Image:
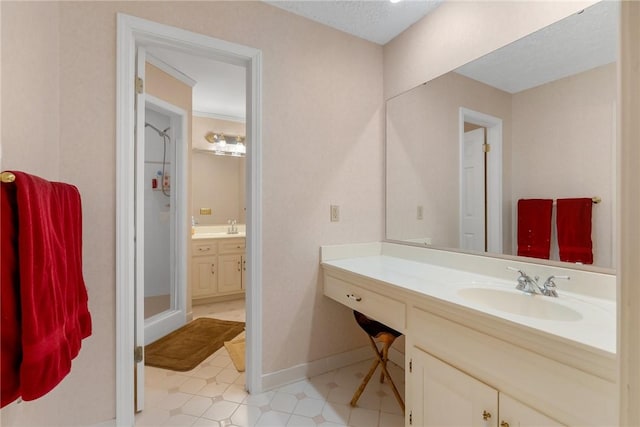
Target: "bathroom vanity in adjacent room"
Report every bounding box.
[321,242,616,427]
[192,226,246,303]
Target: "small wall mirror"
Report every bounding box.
[385,1,618,270]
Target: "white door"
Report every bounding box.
[461,128,486,251]
[411,348,498,427]
[134,46,146,412]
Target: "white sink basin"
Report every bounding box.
[457,287,583,322]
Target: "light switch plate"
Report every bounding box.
[330,205,340,222]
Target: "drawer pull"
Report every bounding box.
[346,294,362,302]
[482,411,492,421]
[198,247,210,252]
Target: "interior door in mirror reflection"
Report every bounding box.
[461,127,486,252]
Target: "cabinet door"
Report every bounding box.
[218,254,243,293]
[410,348,498,427]
[192,255,217,298]
[499,394,566,427]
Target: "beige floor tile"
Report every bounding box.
[140,299,407,427]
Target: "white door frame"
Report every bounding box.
[116,14,263,426]
[459,107,503,253]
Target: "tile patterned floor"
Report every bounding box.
[136,300,405,427]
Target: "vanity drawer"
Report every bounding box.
[193,241,217,256]
[324,274,406,332]
[219,238,245,254]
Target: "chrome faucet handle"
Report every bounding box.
[541,275,570,297]
[507,267,533,292]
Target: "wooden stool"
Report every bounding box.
[350,311,405,414]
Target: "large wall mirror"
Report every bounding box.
[386,1,618,270]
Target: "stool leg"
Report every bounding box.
[378,344,405,414]
[351,335,405,415]
[350,337,381,407]
[379,344,388,383]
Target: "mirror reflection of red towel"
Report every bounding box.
[517,199,553,259]
[0,171,92,407]
[557,198,593,264]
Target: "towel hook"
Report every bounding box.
[1,172,16,183]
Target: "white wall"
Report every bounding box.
[192,152,245,225]
[192,115,247,225]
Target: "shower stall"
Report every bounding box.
[144,108,173,319]
[142,100,188,345]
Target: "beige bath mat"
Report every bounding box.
[224,337,245,372]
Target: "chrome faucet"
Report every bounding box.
[227,219,238,234]
[507,267,569,298]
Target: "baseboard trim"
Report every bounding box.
[261,345,406,391]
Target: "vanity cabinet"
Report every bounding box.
[218,238,246,294]
[499,393,566,427]
[192,242,218,298]
[409,349,565,427]
[320,247,617,427]
[218,254,244,293]
[191,238,245,302]
[410,348,497,427]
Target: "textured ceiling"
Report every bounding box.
[265,0,443,45]
[455,1,618,94]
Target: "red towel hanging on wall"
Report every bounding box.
[517,199,553,260]
[556,198,593,264]
[1,180,22,407]
[0,171,92,407]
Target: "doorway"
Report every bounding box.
[458,107,503,254]
[117,14,263,426]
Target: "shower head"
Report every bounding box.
[145,122,171,139]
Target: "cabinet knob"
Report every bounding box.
[500,422,510,427]
[482,410,492,421]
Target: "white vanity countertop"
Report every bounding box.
[322,254,616,355]
[192,225,246,240]
[192,232,246,240]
